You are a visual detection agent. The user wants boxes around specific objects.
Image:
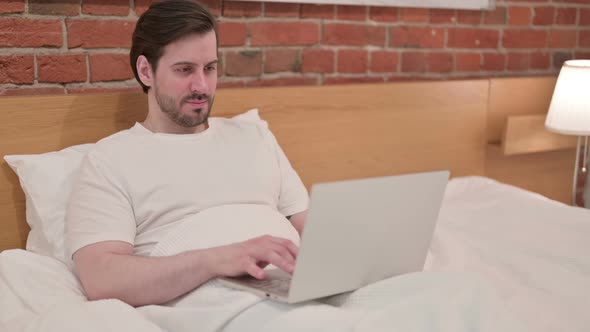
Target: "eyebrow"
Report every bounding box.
[172,60,219,67]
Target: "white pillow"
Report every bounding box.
[5,144,93,263]
[4,109,266,264]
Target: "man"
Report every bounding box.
[66,0,308,308]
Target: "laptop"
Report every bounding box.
[218,170,449,304]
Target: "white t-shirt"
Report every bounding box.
[66,118,309,257]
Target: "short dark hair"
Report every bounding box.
[130,0,218,93]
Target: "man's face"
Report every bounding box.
[151,31,218,128]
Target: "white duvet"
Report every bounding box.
[1,177,589,332]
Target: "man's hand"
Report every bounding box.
[72,235,298,306]
[211,235,298,280]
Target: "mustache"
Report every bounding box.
[182,93,211,103]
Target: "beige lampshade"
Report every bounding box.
[545,60,590,136]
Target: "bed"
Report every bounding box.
[1,78,588,332]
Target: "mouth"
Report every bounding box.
[185,99,208,107]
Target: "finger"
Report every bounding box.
[257,261,270,269]
[253,236,296,264]
[261,250,294,274]
[267,243,296,266]
[246,261,266,280]
[269,237,299,258]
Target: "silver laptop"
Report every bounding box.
[218,170,449,304]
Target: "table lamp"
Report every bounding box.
[545,60,590,206]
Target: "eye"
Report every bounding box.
[205,65,217,72]
[176,66,193,74]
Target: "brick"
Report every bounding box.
[580,30,590,47]
[223,1,262,17]
[136,0,223,17]
[427,52,453,73]
[457,10,481,24]
[82,0,129,16]
[67,86,142,94]
[509,7,532,26]
[548,29,577,48]
[134,0,153,16]
[218,52,224,76]
[503,29,547,48]
[198,0,222,16]
[218,22,247,47]
[336,5,367,21]
[456,53,481,72]
[575,51,590,59]
[225,51,262,77]
[401,52,426,73]
[0,87,64,96]
[89,54,133,82]
[324,77,384,85]
[250,22,319,46]
[482,53,506,71]
[0,0,24,13]
[430,9,455,24]
[552,52,573,69]
[246,77,317,87]
[67,19,134,48]
[533,7,555,26]
[555,8,577,25]
[29,0,79,15]
[390,26,444,49]
[0,18,62,47]
[370,7,398,22]
[448,28,499,49]
[483,6,507,25]
[300,4,334,19]
[580,9,590,26]
[507,53,529,70]
[337,49,368,73]
[264,49,300,73]
[530,53,550,69]
[504,0,549,2]
[324,23,385,47]
[400,8,429,22]
[0,55,34,84]
[38,54,87,83]
[554,0,590,3]
[370,50,398,73]
[264,3,299,17]
[301,49,334,73]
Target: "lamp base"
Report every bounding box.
[573,136,589,207]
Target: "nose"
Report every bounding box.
[189,71,208,94]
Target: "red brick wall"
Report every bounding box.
[0,0,588,96]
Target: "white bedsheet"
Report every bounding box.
[429,177,590,331]
[1,176,589,332]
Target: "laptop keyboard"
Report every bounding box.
[229,269,292,297]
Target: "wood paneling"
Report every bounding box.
[0,80,488,251]
[487,76,557,143]
[501,114,577,155]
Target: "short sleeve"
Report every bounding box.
[66,151,136,258]
[264,129,309,217]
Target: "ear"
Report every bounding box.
[136,55,154,88]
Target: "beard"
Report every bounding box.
[154,85,214,128]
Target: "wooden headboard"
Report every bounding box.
[1,77,566,251]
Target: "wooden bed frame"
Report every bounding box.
[0,77,570,251]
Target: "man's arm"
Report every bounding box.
[73,235,298,307]
[288,210,307,237]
